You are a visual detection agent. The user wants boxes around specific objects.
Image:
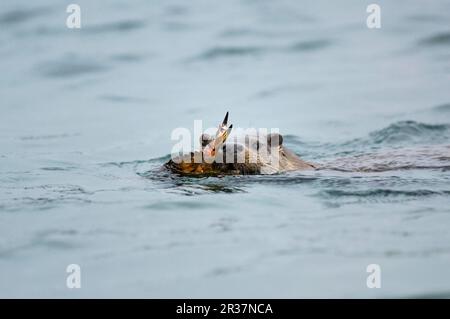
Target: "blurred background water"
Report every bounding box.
[0,0,450,298]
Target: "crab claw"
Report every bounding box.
[222,111,229,126]
[216,124,232,146]
[203,112,233,159]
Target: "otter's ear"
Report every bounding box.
[200,133,213,148]
[267,133,283,148]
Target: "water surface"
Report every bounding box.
[1,0,450,298]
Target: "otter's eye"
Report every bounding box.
[244,137,259,150]
[267,133,283,148]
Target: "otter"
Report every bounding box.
[165,112,316,176]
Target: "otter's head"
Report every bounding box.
[165,112,313,176]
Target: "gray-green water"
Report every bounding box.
[1,0,450,297]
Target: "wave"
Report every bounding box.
[336,121,450,151]
[86,19,146,34]
[287,39,331,52]
[368,121,450,144]
[192,46,267,61]
[432,103,450,112]
[103,155,171,169]
[321,188,450,198]
[0,6,51,26]
[190,39,332,62]
[321,143,450,173]
[284,121,450,160]
[36,56,109,78]
[419,32,450,46]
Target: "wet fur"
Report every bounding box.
[165,133,316,176]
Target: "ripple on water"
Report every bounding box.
[109,53,147,63]
[321,188,450,198]
[191,46,268,61]
[40,166,77,171]
[419,32,450,46]
[1,184,92,212]
[19,133,78,141]
[287,39,332,52]
[432,103,450,113]
[0,229,83,259]
[86,19,146,34]
[142,172,248,195]
[218,28,264,38]
[35,56,109,78]
[98,94,150,104]
[339,121,450,150]
[0,6,51,26]
[143,200,210,210]
[369,121,450,145]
